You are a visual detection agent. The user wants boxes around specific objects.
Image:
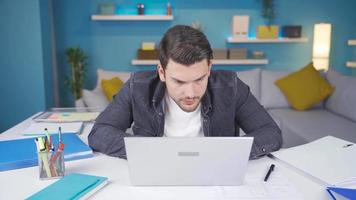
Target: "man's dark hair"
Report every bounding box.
[159,25,213,69]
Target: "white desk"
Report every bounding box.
[0,114,330,200]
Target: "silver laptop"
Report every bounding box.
[124,137,253,186]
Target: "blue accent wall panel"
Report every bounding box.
[0,0,47,132]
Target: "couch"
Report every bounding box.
[78,68,356,148]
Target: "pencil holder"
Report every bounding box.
[38,151,65,179]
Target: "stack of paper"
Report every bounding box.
[21,122,83,136]
[34,112,99,122]
[272,136,356,185]
[271,136,356,199]
[26,173,108,200]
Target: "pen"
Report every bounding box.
[264,164,275,182]
[58,127,62,144]
[343,144,353,148]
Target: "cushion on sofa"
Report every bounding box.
[275,63,334,111]
[236,68,261,102]
[260,70,291,109]
[94,69,131,92]
[268,108,356,148]
[101,77,124,102]
[82,89,109,109]
[326,70,356,122]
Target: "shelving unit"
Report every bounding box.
[348,40,356,46]
[346,39,356,68]
[131,59,268,66]
[91,15,174,21]
[346,61,356,68]
[227,37,308,43]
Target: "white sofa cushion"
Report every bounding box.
[82,89,109,109]
[326,70,356,122]
[260,70,291,109]
[94,69,131,93]
[236,68,261,102]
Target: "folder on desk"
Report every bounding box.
[26,173,108,200]
[0,133,93,171]
[327,186,356,200]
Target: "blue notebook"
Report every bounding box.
[0,133,93,171]
[26,173,108,200]
[327,187,356,200]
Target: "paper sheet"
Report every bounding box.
[21,122,83,135]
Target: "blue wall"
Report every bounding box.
[53,0,356,106]
[0,0,54,132]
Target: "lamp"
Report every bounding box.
[312,23,332,70]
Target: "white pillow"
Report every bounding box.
[82,89,109,110]
[326,70,356,122]
[236,68,261,102]
[94,69,131,92]
[260,70,291,109]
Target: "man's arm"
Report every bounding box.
[234,76,282,159]
[88,79,134,159]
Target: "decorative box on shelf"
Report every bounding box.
[256,25,279,39]
[137,49,159,60]
[213,49,228,59]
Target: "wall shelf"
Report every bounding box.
[91,15,174,21]
[348,40,356,46]
[131,59,268,66]
[227,37,308,43]
[346,61,356,68]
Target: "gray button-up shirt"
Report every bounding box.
[88,70,282,159]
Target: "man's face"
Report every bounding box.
[157,59,211,112]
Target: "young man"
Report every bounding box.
[88,25,282,159]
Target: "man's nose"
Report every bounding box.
[184,83,196,98]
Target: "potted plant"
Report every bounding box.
[257,0,278,39]
[261,0,274,26]
[65,47,87,105]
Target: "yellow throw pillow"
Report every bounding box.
[275,63,334,111]
[101,77,124,102]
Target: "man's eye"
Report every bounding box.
[196,77,205,82]
[175,80,184,84]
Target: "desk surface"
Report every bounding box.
[0,113,330,200]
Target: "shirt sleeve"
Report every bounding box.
[88,77,135,159]
[234,75,282,159]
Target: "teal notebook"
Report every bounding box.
[26,173,108,200]
[0,133,93,171]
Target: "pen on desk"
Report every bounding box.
[58,127,62,144]
[264,164,275,182]
[343,144,353,148]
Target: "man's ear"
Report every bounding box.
[207,62,212,77]
[157,64,166,82]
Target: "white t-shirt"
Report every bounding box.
[163,94,204,137]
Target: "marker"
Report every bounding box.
[264,164,275,182]
[44,128,53,151]
[36,137,46,152]
[58,127,62,145]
